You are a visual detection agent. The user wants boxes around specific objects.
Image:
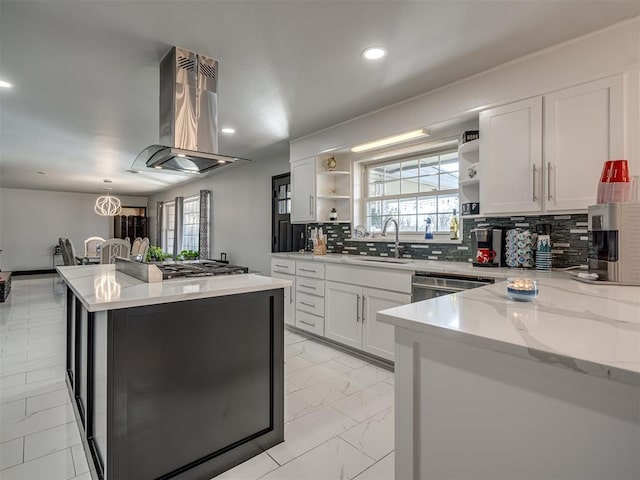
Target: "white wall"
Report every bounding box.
[291,18,640,172]
[0,188,147,271]
[147,152,290,275]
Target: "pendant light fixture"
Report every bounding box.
[95,188,122,216]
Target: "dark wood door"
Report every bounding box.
[272,174,305,252]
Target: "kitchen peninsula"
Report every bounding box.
[57,263,290,480]
[379,276,640,480]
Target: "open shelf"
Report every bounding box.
[458,139,479,155]
[318,170,350,176]
[459,178,480,187]
[317,195,350,199]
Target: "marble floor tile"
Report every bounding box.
[26,389,71,415]
[284,331,309,346]
[1,403,75,443]
[0,356,66,377]
[331,382,395,423]
[323,364,393,396]
[268,405,358,465]
[1,373,27,390]
[0,447,75,480]
[285,382,345,422]
[26,366,66,384]
[0,379,67,403]
[0,437,24,470]
[260,437,375,480]
[353,451,394,480]
[284,380,302,395]
[339,407,394,460]
[212,451,279,479]
[283,355,315,375]
[0,398,26,421]
[284,340,344,364]
[286,360,353,389]
[333,353,371,370]
[0,352,28,365]
[70,444,89,476]
[23,422,82,462]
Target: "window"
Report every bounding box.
[163,202,175,254]
[182,196,200,252]
[365,149,459,234]
[277,183,291,214]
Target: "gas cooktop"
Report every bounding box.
[157,260,249,280]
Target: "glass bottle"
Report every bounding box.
[424,218,433,240]
[450,209,459,240]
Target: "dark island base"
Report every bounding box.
[65,287,284,480]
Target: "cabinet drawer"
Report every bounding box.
[271,258,295,275]
[296,261,325,279]
[296,291,325,316]
[295,310,324,336]
[296,277,324,297]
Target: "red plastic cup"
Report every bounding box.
[600,160,614,182]
[608,159,629,183]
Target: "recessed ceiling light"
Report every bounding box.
[362,47,386,60]
[154,166,163,169]
[0,80,13,89]
[221,127,235,134]
[177,153,186,158]
[351,128,430,153]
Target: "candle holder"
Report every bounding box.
[506,277,538,302]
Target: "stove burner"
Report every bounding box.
[157,260,249,280]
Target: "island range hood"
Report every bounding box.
[134,47,250,174]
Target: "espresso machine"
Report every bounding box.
[471,227,503,267]
[587,202,640,285]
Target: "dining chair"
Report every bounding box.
[131,237,143,255]
[100,239,131,264]
[59,238,72,266]
[84,236,105,257]
[64,238,87,265]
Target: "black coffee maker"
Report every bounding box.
[471,227,503,267]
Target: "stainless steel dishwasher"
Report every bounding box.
[411,272,494,302]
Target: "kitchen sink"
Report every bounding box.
[351,257,412,264]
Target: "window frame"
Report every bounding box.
[162,201,176,254]
[181,195,200,252]
[361,146,461,237]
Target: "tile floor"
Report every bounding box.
[1,275,395,479]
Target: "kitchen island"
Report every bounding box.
[57,264,290,480]
[379,274,640,479]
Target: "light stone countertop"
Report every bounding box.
[57,264,291,313]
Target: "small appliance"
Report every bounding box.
[471,227,503,267]
[587,202,640,285]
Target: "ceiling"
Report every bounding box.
[1,1,639,196]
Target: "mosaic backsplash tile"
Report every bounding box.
[306,214,589,268]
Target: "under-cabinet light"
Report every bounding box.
[351,128,430,153]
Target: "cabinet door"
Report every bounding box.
[271,272,295,327]
[325,282,361,350]
[290,157,316,223]
[544,76,624,211]
[480,97,543,214]
[362,288,410,361]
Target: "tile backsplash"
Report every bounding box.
[306,214,588,268]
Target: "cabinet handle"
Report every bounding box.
[299,268,316,273]
[299,319,315,327]
[309,195,314,216]
[362,295,366,322]
[299,284,316,290]
[356,294,360,322]
[274,264,288,268]
[289,286,294,303]
[300,301,316,308]
[547,162,552,201]
[532,164,538,202]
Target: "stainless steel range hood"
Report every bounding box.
[133,47,250,174]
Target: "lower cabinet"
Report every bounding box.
[270,270,295,327]
[325,281,410,361]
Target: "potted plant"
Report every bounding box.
[179,250,199,261]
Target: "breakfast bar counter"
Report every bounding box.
[378,275,640,479]
[57,264,290,480]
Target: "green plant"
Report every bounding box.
[179,249,199,261]
[146,245,167,262]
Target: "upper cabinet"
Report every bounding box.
[479,96,543,214]
[480,75,625,215]
[291,155,352,224]
[543,76,624,211]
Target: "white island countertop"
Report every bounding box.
[378,275,640,386]
[57,264,291,313]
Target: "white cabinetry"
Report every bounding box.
[480,75,624,215]
[290,156,352,223]
[294,261,325,335]
[543,76,624,211]
[324,264,412,362]
[270,259,295,327]
[291,157,316,223]
[458,139,480,205]
[480,96,543,214]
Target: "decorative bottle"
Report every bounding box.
[450,209,459,240]
[329,208,338,221]
[424,218,433,240]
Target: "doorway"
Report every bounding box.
[272,173,306,252]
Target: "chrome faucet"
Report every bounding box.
[382,217,401,259]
